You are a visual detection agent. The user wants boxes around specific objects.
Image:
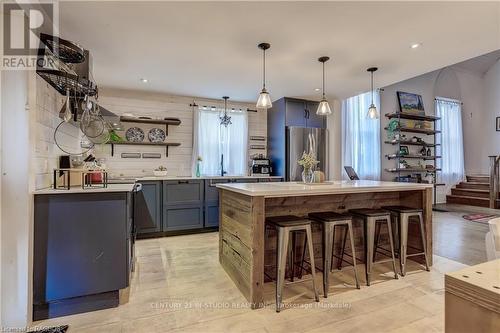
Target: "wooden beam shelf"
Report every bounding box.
[119,116,181,135]
[384,140,439,147]
[385,168,441,173]
[385,113,441,122]
[107,141,181,157]
[386,154,441,160]
[384,127,441,135]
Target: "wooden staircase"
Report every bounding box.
[447,175,500,208]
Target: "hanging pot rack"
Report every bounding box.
[36,34,98,98]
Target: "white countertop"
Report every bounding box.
[133,175,282,181]
[33,183,136,195]
[216,180,433,197]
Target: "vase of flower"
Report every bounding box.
[301,167,314,183]
[298,151,319,184]
[196,156,202,177]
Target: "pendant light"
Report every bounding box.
[256,42,272,109]
[220,96,232,127]
[367,67,379,119]
[316,56,332,115]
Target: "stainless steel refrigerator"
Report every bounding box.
[286,127,329,181]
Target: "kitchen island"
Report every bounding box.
[216,180,433,308]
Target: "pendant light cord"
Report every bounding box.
[322,61,326,98]
[370,71,374,104]
[262,49,266,89]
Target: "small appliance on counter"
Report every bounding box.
[251,155,272,176]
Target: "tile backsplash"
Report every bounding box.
[33,76,81,189]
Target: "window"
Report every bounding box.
[341,91,381,180]
[435,97,465,194]
[192,107,248,176]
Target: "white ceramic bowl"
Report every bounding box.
[153,170,168,177]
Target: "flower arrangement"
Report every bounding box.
[196,156,202,177]
[153,165,168,176]
[298,151,319,170]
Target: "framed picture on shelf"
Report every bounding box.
[496,117,500,131]
[397,91,425,115]
[399,146,409,156]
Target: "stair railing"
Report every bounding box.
[489,155,500,209]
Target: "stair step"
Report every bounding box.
[446,195,490,208]
[451,188,490,198]
[466,175,490,183]
[456,182,490,190]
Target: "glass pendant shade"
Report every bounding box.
[316,98,332,115]
[367,103,379,119]
[256,88,272,109]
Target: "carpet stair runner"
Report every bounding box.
[447,175,500,208]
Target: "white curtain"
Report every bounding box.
[192,106,248,176]
[436,98,465,195]
[341,91,381,180]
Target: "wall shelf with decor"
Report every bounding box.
[107,142,181,157]
[385,154,441,160]
[119,116,181,135]
[384,126,441,135]
[107,116,183,157]
[385,91,443,204]
[384,139,439,147]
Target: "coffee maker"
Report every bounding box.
[251,155,272,176]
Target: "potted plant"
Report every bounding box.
[153,166,168,177]
[298,151,319,183]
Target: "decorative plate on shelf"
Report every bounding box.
[125,127,145,142]
[148,128,166,143]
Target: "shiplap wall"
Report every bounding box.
[96,88,267,178]
[33,76,81,189]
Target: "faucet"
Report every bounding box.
[220,154,227,177]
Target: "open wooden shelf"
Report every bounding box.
[120,116,181,126]
[384,140,439,147]
[385,126,441,135]
[119,116,181,136]
[386,154,441,160]
[386,168,441,173]
[385,113,441,122]
[107,141,181,157]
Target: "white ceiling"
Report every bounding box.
[59,1,500,102]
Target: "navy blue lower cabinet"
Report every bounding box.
[135,181,162,235]
[163,204,204,231]
[204,179,229,227]
[33,192,130,320]
[163,180,204,232]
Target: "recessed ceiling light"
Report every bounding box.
[410,43,421,49]
[140,78,148,83]
[314,88,321,92]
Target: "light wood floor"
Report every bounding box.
[34,222,470,333]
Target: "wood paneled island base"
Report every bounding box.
[217,181,433,309]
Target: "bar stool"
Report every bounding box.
[348,209,399,286]
[266,215,320,312]
[308,212,360,298]
[381,206,430,276]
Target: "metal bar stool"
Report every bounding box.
[266,215,320,312]
[308,212,360,298]
[348,209,399,286]
[381,206,430,276]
